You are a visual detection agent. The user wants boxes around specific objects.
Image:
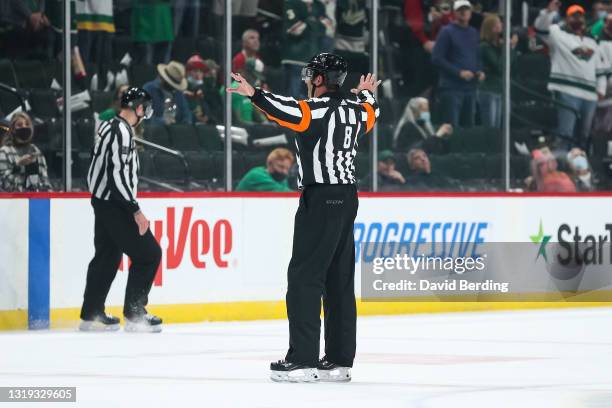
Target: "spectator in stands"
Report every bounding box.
[144,61,193,125]
[404,0,454,53]
[98,84,129,122]
[335,0,368,72]
[0,119,10,146]
[535,2,608,150]
[589,1,609,37]
[432,0,484,128]
[526,148,576,192]
[75,0,114,88]
[317,0,336,53]
[233,29,264,72]
[174,0,200,37]
[403,148,458,190]
[479,13,518,128]
[131,0,174,64]
[393,97,453,153]
[363,150,406,189]
[282,0,326,98]
[567,147,595,191]
[184,55,216,125]
[0,0,52,59]
[223,58,269,125]
[213,0,260,38]
[0,112,52,192]
[236,148,295,192]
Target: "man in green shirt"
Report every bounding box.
[236,148,295,192]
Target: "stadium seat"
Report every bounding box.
[145,125,171,146]
[195,124,223,151]
[448,127,501,154]
[91,91,113,113]
[29,89,60,119]
[130,64,158,88]
[75,118,96,152]
[185,152,213,181]
[13,60,49,89]
[0,59,18,88]
[168,123,199,151]
[171,37,198,63]
[153,153,189,182]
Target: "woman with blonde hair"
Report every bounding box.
[0,112,52,192]
[479,13,517,128]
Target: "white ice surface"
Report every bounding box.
[1,308,612,408]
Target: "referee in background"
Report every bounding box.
[228,53,380,382]
[79,87,163,333]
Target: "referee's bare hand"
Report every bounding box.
[134,211,150,236]
[227,72,255,97]
[351,73,382,94]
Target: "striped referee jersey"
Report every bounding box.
[250,88,380,188]
[87,115,140,213]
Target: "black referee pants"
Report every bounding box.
[80,198,162,320]
[285,184,358,368]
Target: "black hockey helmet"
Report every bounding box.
[120,87,154,119]
[301,53,348,87]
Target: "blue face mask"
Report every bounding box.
[419,111,431,123]
[571,155,589,171]
[598,10,608,20]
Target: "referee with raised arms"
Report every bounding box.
[228,53,380,382]
[79,87,163,333]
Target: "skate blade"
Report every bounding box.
[124,322,162,333]
[78,320,120,332]
[270,368,319,383]
[318,367,351,383]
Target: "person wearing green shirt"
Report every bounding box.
[479,13,517,128]
[221,58,268,125]
[131,0,174,64]
[236,148,295,192]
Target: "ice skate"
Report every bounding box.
[124,313,163,333]
[317,357,351,382]
[270,360,319,383]
[78,313,120,332]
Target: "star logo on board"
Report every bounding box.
[530,220,552,262]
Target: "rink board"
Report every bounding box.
[1,193,612,330]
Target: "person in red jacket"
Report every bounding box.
[404,0,454,53]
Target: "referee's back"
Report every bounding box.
[250,88,379,188]
[87,115,140,213]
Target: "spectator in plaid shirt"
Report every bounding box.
[0,112,52,192]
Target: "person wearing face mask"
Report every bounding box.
[0,112,51,192]
[393,97,453,153]
[184,55,215,125]
[535,2,609,150]
[590,1,609,38]
[81,87,163,333]
[236,148,295,192]
[567,148,595,190]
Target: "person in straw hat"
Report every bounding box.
[143,60,194,125]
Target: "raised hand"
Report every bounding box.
[351,73,382,94]
[226,72,255,97]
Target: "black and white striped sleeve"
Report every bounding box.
[109,124,140,213]
[356,90,380,133]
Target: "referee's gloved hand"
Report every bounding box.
[134,210,150,236]
[351,73,382,94]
